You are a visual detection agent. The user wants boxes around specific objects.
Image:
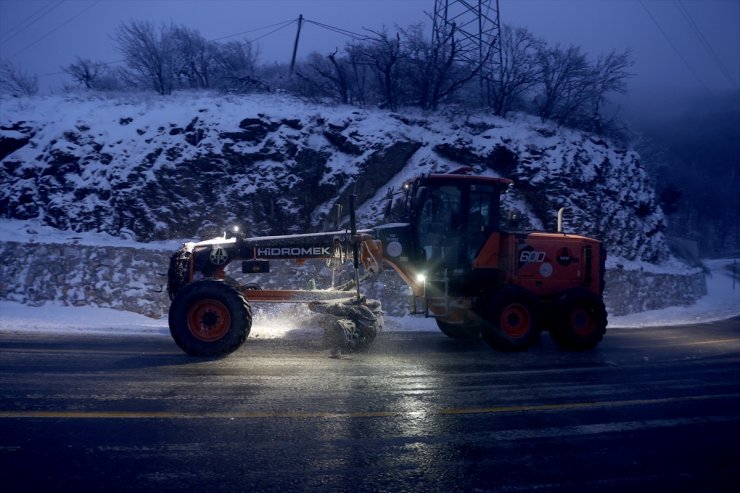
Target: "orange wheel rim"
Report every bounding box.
[500,303,531,338]
[571,305,596,336]
[187,299,231,342]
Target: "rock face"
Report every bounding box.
[1,93,669,263]
[604,266,707,316]
[0,241,170,318]
[1,93,704,318]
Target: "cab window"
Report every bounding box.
[416,186,462,265]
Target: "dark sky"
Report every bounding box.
[1,0,738,115]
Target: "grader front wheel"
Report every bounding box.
[169,280,252,356]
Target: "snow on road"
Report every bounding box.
[1,259,738,338]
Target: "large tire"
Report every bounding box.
[169,279,252,356]
[550,288,607,350]
[436,320,480,340]
[478,286,541,351]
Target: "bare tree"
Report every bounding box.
[487,25,543,116]
[400,22,491,110]
[583,49,632,133]
[171,26,215,89]
[398,24,437,109]
[62,57,107,90]
[345,41,372,106]
[304,49,353,104]
[287,62,327,101]
[0,59,39,96]
[363,29,403,110]
[213,40,265,92]
[113,20,177,95]
[534,45,591,124]
[533,44,633,133]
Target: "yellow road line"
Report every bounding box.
[1,393,736,420]
[682,338,740,346]
[438,393,738,415]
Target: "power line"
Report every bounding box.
[11,0,102,59]
[35,18,299,79]
[210,18,296,42]
[303,19,370,41]
[251,19,297,43]
[1,0,65,45]
[31,13,386,82]
[638,0,710,91]
[674,0,738,88]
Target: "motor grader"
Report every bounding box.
[166,168,607,356]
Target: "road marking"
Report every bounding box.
[472,415,740,441]
[438,393,740,415]
[682,338,740,346]
[1,393,738,420]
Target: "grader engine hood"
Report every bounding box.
[510,232,605,297]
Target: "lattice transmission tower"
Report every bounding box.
[432,0,503,101]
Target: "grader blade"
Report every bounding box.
[308,298,383,353]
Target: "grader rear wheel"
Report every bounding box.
[550,288,607,350]
[478,286,541,352]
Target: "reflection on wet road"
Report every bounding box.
[1,319,739,492]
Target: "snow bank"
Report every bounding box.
[1,259,737,337]
[610,258,740,327]
[0,298,438,338]
[0,217,185,251]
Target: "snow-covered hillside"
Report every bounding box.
[1,92,668,262]
[1,92,709,316]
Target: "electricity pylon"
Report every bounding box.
[432,0,503,102]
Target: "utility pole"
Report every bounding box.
[432,0,502,104]
[290,14,304,75]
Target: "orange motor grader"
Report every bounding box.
[167,168,607,356]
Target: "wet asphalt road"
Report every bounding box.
[1,318,739,493]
